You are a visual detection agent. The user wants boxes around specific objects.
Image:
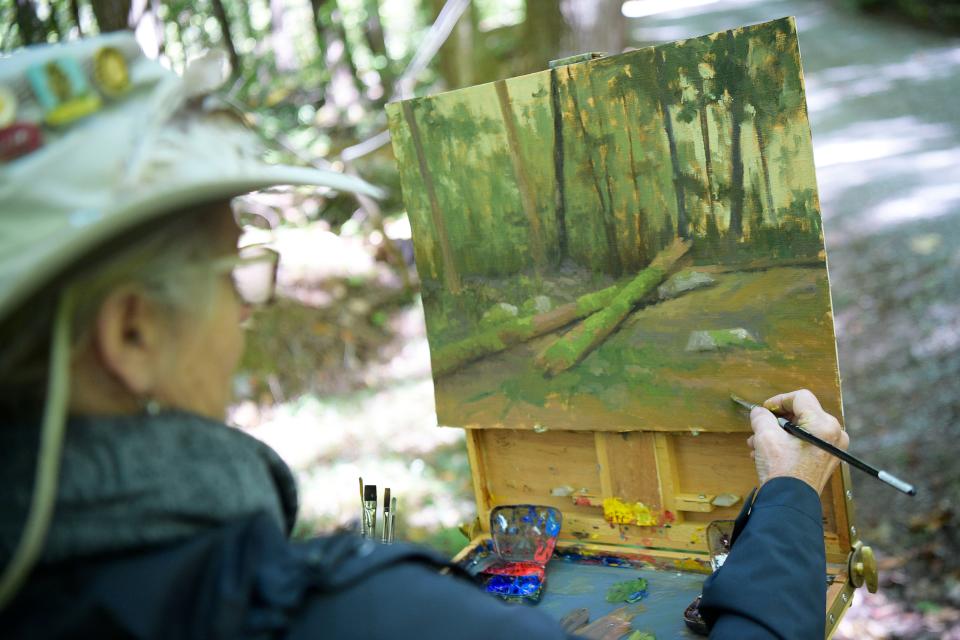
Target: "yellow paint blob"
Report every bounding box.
[602,497,659,527]
[676,557,710,574]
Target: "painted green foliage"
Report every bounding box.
[386,17,834,419]
[387,17,821,293]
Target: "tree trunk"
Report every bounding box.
[755,122,775,220]
[210,0,240,76]
[90,0,131,32]
[655,50,689,239]
[495,79,546,275]
[621,94,646,269]
[536,239,691,376]
[550,67,568,261]
[362,0,392,86]
[520,0,569,70]
[309,0,331,53]
[586,71,624,277]
[15,0,46,45]
[566,67,620,275]
[401,101,462,294]
[726,30,746,239]
[560,0,625,56]
[693,75,717,218]
[70,0,83,37]
[432,0,474,89]
[729,104,745,238]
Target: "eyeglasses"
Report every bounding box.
[209,246,279,307]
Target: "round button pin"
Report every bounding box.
[93,47,131,96]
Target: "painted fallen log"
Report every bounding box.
[536,239,692,377]
[430,281,626,377]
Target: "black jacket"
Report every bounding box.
[0,413,826,639]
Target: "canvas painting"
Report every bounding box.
[386,17,842,432]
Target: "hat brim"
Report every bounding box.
[1,166,385,323]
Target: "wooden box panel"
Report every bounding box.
[469,429,850,559]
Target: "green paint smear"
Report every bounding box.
[706,329,764,350]
[625,632,657,640]
[605,577,649,603]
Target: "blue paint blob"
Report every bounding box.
[485,574,543,598]
[626,589,649,603]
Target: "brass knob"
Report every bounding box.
[459,517,483,541]
[848,541,878,593]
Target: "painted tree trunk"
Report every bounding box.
[587,70,625,277]
[729,101,745,239]
[550,67,568,261]
[535,239,691,376]
[565,67,621,275]
[755,122,776,219]
[726,29,746,239]
[400,101,462,294]
[694,76,717,218]
[654,51,689,239]
[495,80,547,275]
[431,281,629,376]
[620,95,645,270]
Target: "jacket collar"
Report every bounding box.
[0,410,298,565]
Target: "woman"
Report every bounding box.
[1,34,848,639]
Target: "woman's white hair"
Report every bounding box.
[0,202,228,414]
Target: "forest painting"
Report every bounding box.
[386,17,843,432]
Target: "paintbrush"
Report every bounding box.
[363,484,378,540]
[382,488,391,544]
[388,496,397,544]
[358,477,365,536]
[731,395,916,496]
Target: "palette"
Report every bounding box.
[539,560,703,637]
[387,16,874,637]
[477,505,561,602]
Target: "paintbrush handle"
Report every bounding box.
[777,418,917,496]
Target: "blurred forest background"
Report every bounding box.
[3,0,960,637]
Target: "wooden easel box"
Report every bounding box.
[384,17,862,637]
[451,425,858,636]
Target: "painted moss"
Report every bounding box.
[540,267,665,371]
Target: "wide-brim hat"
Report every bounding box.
[0,32,384,324]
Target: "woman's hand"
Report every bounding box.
[746,389,849,494]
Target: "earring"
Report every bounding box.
[144,398,161,416]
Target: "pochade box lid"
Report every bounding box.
[385,13,857,599]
